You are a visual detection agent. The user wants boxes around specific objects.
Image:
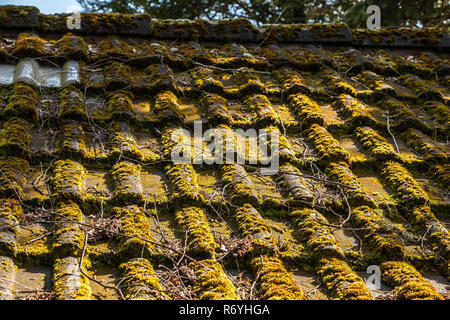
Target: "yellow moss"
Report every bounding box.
[106,90,135,120]
[235,204,272,237]
[160,126,192,160]
[58,121,86,158]
[381,161,429,205]
[274,68,309,95]
[334,94,377,128]
[355,127,399,161]
[352,206,406,260]
[0,157,29,197]
[53,257,92,300]
[250,255,304,300]
[175,206,217,258]
[0,118,32,159]
[154,91,185,123]
[290,208,344,260]
[221,163,259,206]
[199,93,233,125]
[119,258,167,300]
[191,67,224,93]
[288,93,325,127]
[380,261,443,300]
[111,161,143,203]
[190,259,238,300]
[59,85,87,120]
[325,162,374,207]
[53,200,84,258]
[244,94,279,126]
[50,159,86,202]
[4,83,38,123]
[166,163,204,203]
[316,257,373,300]
[116,205,154,259]
[308,124,350,164]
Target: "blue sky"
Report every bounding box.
[0,0,82,14]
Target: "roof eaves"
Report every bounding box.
[0,5,448,51]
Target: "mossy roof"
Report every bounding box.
[0,5,448,301]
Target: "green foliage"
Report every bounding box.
[77,0,449,27]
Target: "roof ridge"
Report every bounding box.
[0,5,448,50]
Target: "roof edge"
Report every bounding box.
[0,5,448,50]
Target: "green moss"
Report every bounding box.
[278,163,314,203]
[166,163,204,204]
[288,93,325,127]
[116,205,154,259]
[380,261,443,300]
[3,83,38,123]
[105,61,132,90]
[250,255,304,300]
[56,33,88,61]
[53,200,84,258]
[111,161,143,204]
[400,74,443,102]
[59,85,87,121]
[0,118,32,159]
[11,33,53,58]
[199,93,233,125]
[146,64,180,94]
[352,206,406,260]
[49,159,86,202]
[316,257,373,300]
[53,256,92,300]
[381,161,429,206]
[154,91,185,124]
[221,163,259,206]
[290,208,344,260]
[191,259,238,300]
[325,162,375,207]
[307,124,350,165]
[355,126,399,162]
[175,206,217,258]
[0,157,29,198]
[401,129,447,162]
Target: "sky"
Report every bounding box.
[0,0,82,14]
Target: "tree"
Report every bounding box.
[77,0,449,27]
